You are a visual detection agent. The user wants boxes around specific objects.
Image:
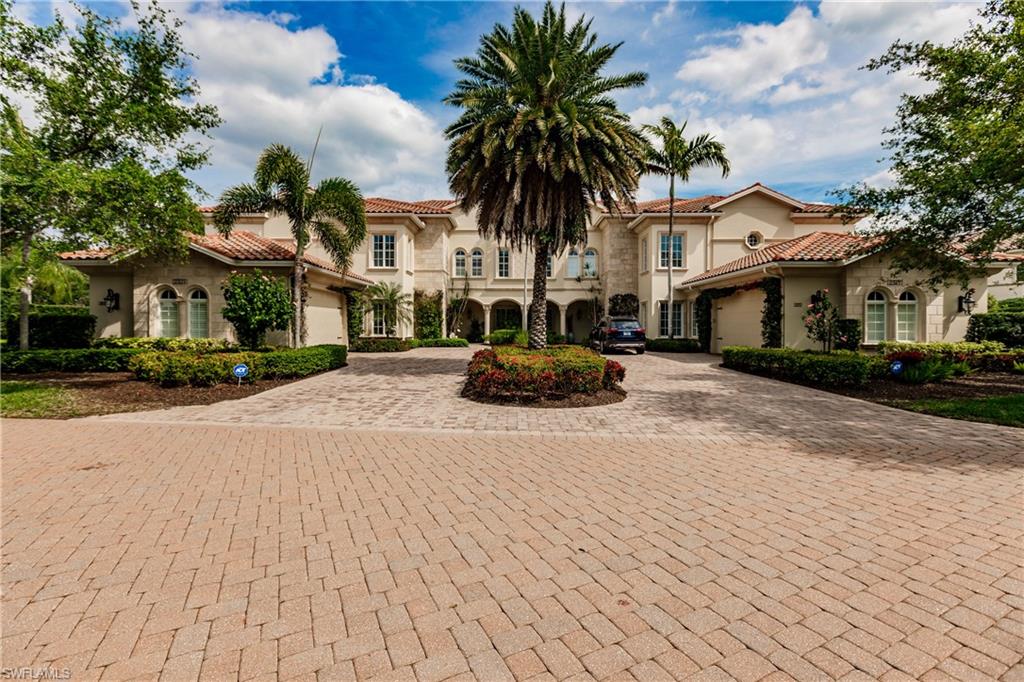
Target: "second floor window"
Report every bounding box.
[454,249,466,277]
[583,249,598,278]
[372,234,395,268]
[471,249,483,276]
[497,247,510,278]
[567,248,580,278]
[659,234,684,269]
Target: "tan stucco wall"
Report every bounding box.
[783,272,842,350]
[85,269,134,338]
[305,283,347,346]
[988,265,1024,301]
[712,287,765,353]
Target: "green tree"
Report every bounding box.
[1,0,220,349]
[221,270,294,349]
[213,144,367,347]
[445,1,649,349]
[361,282,413,338]
[803,289,842,353]
[643,117,730,338]
[837,0,1023,286]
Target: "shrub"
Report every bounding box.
[130,345,347,386]
[465,345,623,401]
[607,293,639,317]
[803,289,842,352]
[221,270,294,349]
[350,337,411,352]
[413,290,443,340]
[646,338,701,353]
[898,357,958,385]
[486,328,527,346]
[92,337,240,352]
[1,348,143,373]
[835,319,862,351]
[409,338,469,348]
[547,332,567,345]
[721,346,871,387]
[976,351,1024,372]
[995,297,1024,312]
[3,305,95,349]
[966,312,1024,348]
[877,340,1006,358]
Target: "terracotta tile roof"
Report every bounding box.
[797,202,842,213]
[416,199,458,211]
[60,231,373,284]
[991,252,1024,262]
[601,183,852,216]
[363,197,451,214]
[681,231,867,285]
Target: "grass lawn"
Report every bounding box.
[896,394,1024,428]
[1,380,80,418]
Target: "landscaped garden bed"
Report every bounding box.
[462,345,626,407]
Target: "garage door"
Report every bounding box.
[712,288,765,353]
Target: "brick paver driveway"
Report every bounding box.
[2,349,1022,681]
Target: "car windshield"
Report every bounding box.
[611,319,641,329]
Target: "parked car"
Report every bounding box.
[589,316,646,354]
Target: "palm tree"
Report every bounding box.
[213,144,366,347]
[445,1,649,349]
[644,117,730,338]
[360,282,412,338]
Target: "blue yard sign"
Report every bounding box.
[233,363,249,385]
[890,360,904,376]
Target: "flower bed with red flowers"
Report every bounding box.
[463,346,626,406]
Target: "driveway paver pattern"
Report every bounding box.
[2,349,1022,681]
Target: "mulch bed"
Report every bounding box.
[4,372,298,418]
[462,385,627,408]
[829,371,1024,403]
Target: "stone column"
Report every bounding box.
[559,305,568,336]
[483,305,491,337]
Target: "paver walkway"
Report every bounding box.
[2,349,1022,681]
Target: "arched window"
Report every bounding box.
[583,249,598,278]
[454,249,467,277]
[897,291,918,341]
[188,289,209,339]
[546,253,553,278]
[470,249,483,277]
[865,291,887,343]
[567,248,580,278]
[159,289,180,338]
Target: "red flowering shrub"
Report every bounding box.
[884,350,927,364]
[464,346,625,401]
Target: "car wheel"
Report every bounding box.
[636,348,645,355]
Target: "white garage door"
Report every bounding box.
[712,288,765,353]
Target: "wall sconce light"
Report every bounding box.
[958,288,975,315]
[100,288,120,312]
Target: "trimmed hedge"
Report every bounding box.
[350,337,411,352]
[409,338,470,348]
[485,328,524,346]
[130,345,347,387]
[721,346,871,387]
[966,312,1024,348]
[465,345,623,401]
[646,338,701,353]
[4,305,95,349]
[877,340,1006,358]
[93,337,240,352]
[1,348,143,373]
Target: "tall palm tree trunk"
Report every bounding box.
[292,247,305,348]
[667,174,675,339]
[528,241,550,349]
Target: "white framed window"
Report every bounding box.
[640,238,649,273]
[371,234,396,268]
[372,301,386,336]
[897,291,918,341]
[583,249,598,278]
[159,289,179,338]
[546,253,553,278]
[471,249,483,277]
[689,301,699,338]
[745,231,763,249]
[454,249,466,277]
[567,248,580,278]
[497,247,510,278]
[639,302,647,327]
[188,289,209,338]
[866,291,887,343]
[659,233,684,269]
[659,300,683,337]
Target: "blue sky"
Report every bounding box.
[16,1,978,203]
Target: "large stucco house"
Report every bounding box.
[62,182,1020,350]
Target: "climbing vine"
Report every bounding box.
[695,278,783,352]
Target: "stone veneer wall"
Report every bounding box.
[599,218,637,309]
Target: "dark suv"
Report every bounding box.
[589,316,646,354]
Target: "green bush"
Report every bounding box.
[976,350,1024,372]
[4,305,95,348]
[835,319,862,351]
[408,338,469,348]
[547,332,567,345]
[413,290,443,340]
[465,345,624,400]
[486,328,528,346]
[92,337,241,352]
[995,297,1024,312]
[721,346,871,387]
[1,348,143,373]
[966,312,1024,347]
[349,337,411,352]
[646,338,701,353]
[129,345,347,386]
[898,357,959,384]
[221,270,294,349]
[876,340,1005,357]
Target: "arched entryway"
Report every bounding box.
[489,300,523,334]
[565,299,599,344]
[451,298,486,342]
